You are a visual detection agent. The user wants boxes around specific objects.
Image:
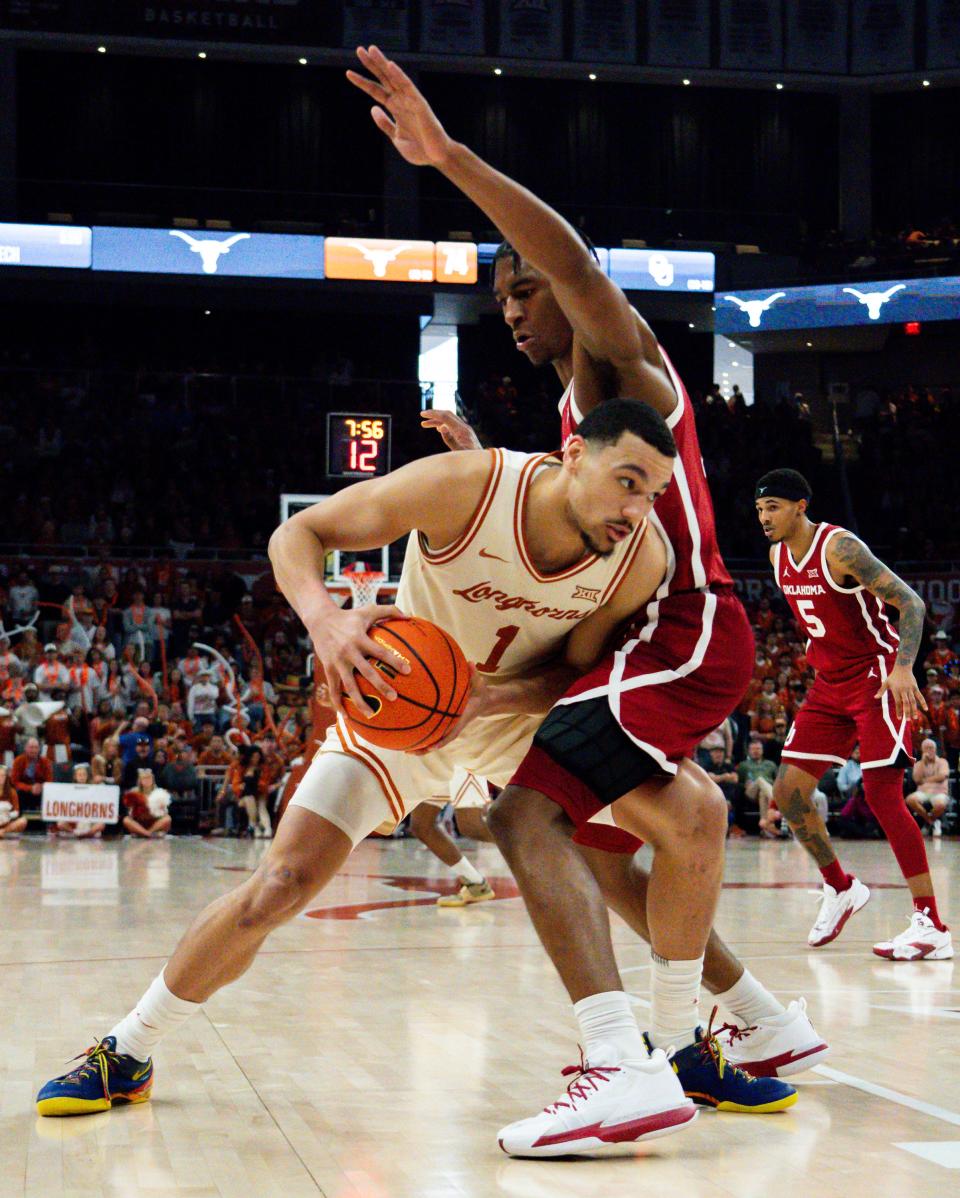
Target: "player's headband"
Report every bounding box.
[754,469,812,503]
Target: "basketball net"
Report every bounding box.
[343,561,385,609]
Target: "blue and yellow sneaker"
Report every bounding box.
[649,1011,797,1114]
[36,1037,153,1116]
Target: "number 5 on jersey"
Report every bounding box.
[796,599,826,638]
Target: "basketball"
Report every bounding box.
[342,616,471,752]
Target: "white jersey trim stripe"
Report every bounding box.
[557,589,718,705]
[788,521,828,575]
[420,448,503,565]
[657,349,705,588]
[334,720,404,823]
[872,592,900,645]
[819,527,863,593]
[861,654,909,769]
[854,589,896,653]
[635,511,675,645]
[557,379,585,428]
[673,449,707,591]
[659,348,686,431]
[781,748,849,768]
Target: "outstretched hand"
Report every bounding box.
[420,408,482,452]
[346,45,454,168]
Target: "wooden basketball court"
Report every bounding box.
[2,832,957,1197]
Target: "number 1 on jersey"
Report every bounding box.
[475,625,520,674]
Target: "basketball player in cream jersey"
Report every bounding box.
[36,399,680,1117]
[348,47,805,1154]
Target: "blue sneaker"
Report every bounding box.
[649,1011,798,1113]
[36,1037,153,1116]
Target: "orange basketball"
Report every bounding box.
[342,616,471,752]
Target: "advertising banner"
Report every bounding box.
[41,783,120,825]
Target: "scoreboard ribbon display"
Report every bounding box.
[324,238,478,284]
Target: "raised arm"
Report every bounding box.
[826,532,927,719]
[267,449,493,716]
[347,46,676,416]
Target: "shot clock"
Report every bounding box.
[326,412,392,478]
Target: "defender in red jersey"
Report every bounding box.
[757,469,952,961]
[348,47,804,1155]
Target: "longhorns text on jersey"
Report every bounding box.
[293,447,651,836]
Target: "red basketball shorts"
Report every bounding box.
[512,589,754,854]
[780,653,910,776]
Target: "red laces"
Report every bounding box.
[715,1020,757,1044]
[545,1047,620,1113]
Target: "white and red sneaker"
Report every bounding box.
[873,910,954,960]
[715,998,830,1078]
[497,1046,696,1158]
[808,877,871,947]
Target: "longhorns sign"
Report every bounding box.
[324,238,477,284]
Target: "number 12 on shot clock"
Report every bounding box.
[326,412,392,478]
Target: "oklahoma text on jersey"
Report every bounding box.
[775,521,908,771]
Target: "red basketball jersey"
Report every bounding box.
[774,522,899,680]
[559,346,732,606]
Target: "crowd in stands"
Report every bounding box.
[0,560,323,840]
[3,319,958,570]
[799,215,960,283]
[2,545,955,847]
[701,591,959,841]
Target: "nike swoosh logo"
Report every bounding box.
[479,548,509,562]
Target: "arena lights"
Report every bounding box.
[299,57,308,66]
[198,51,207,59]
[588,73,597,81]
[493,67,502,76]
[682,78,691,86]
[923,79,931,87]
[775,82,784,90]
[97,46,106,54]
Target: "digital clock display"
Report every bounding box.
[326,412,392,478]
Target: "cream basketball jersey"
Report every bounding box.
[313,447,651,829]
[395,447,648,680]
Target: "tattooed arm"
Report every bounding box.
[826,533,927,719]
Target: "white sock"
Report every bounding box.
[573,990,647,1064]
[713,968,786,1026]
[452,856,484,885]
[648,955,703,1052]
[109,971,202,1061]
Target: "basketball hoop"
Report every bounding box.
[343,562,385,609]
